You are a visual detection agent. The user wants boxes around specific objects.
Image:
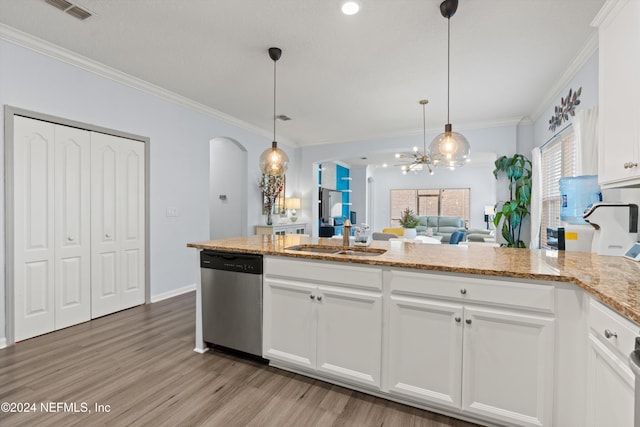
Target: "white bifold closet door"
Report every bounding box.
[13,116,145,340]
[14,116,91,341]
[90,132,145,318]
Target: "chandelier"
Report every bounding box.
[395,99,434,175]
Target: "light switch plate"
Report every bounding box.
[166,207,178,217]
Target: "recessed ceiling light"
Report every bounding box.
[341,1,361,15]
[382,163,388,168]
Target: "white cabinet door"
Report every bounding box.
[387,295,463,408]
[54,124,91,329]
[586,335,635,427]
[316,285,382,388]
[461,307,555,427]
[91,132,145,317]
[13,116,56,341]
[263,278,316,369]
[598,0,640,186]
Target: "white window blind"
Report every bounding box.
[540,126,577,247]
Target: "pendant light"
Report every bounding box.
[395,99,433,175]
[259,47,289,177]
[429,0,470,170]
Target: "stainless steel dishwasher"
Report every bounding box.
[200,250,263,357]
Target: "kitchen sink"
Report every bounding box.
[286,245,386,256]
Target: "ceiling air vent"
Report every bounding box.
[45,0,92,20]
[45,0,73,10]
[66,5,92,20]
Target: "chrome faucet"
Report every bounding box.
[342,219,352,247]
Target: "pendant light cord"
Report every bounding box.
[422,102,426,153]
[273,58,277,143]
[447,16,451,125]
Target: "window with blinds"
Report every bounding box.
[390,188,470,227]
[540,126,577,247]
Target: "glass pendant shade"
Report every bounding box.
[429,124,470,169]
[259,141,289,176]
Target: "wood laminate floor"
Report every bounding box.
[0,292,480,427]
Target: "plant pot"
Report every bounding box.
[403,228,417,239]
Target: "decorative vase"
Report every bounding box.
[404,228,417,239]
[266,212,273,225]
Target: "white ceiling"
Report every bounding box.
[0,0,606,149]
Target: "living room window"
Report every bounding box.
[390,188,470,227]
[540,126,577,247]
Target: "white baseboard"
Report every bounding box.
[150,284,196,303]
[0,338,7,349]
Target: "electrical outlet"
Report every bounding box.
[166,207,178,217]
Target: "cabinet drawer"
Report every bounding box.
[389,269,554,313]
[589,298,640,356]
[265,256,382,291]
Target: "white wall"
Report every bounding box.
[210,137,248,239]
[533,52,599,148]
[0,38,298,343]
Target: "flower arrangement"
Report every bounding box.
[259,174,285,224]
[399,207,419,228]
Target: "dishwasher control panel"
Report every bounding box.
[200,250,263,274]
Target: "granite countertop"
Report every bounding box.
[187,235,640,325]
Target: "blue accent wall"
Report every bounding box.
[336,164,351,232]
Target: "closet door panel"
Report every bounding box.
[54,125,91,329]
[120,141,145,309]
[14,116,55,341]
[91,132,145,315]
[91,133,121,318]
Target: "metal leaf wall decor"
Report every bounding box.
[548,87,582,132]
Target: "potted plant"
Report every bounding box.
[493,154,532,248]
[399,207,420,239]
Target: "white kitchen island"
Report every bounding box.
[188,235,640,427]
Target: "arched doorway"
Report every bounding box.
[209,137,248,239]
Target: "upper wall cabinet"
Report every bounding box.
[596,0,640,188]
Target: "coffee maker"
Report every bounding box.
[583,202,639,256]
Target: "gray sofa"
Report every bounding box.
[415,216,466,243]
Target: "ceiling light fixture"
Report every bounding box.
[341,1,361,15]
[395,99,434,175]
[259,47,289,177]
[429,0,470,170]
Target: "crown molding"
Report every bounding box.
[0,23,297,146]
[591,0,625,28]
[529,31,599,123]
[302,117,525,148]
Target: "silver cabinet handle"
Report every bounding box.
[624,162,629,169]
[460,288,467,295]
[317,295,323,301]
[455,316,461,323]
[604,329,618,339]
[105,233,111,238]
[310,294,316,300]
[465,319,472,325]
[631,162,638,168]
[67,236,74,242]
